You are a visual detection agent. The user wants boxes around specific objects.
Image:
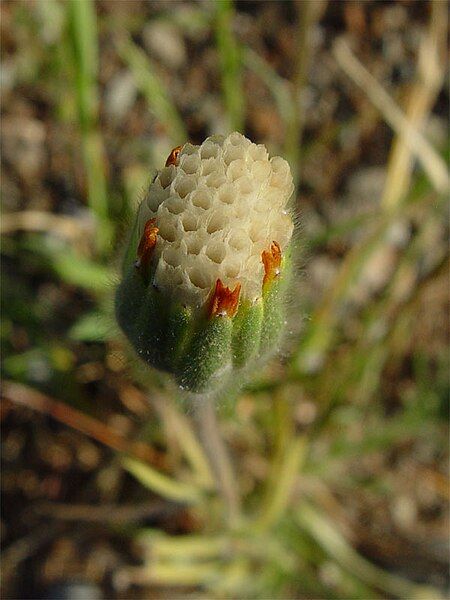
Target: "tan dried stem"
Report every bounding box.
[333,29,449,199]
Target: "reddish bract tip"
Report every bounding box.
[262,241,282,288]
[135,218,159,270]
[165,145,183,167]
[209,279,241,318]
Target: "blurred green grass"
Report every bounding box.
[1,1,448,599]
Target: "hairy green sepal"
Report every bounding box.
[116,224,292,393]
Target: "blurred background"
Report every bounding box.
[1,1,449,598]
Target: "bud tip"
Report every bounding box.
[262,241,282,287]
[165,145,183,167]
[209,278,241,318]
[135,218,159,270]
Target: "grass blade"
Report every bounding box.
[117,34,187,143]
[122,456,203,505]
[296,502,442,599]
[285,0,324,186]
[67,0,112,254]
[333,37,449,197]
[243,48,294,140]
[215,0,244,131]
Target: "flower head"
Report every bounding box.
[136,132,294,308]
[116,133,295,393]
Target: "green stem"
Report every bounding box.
[117,34,187,143]
[285,0,321,187]
[67,0,111,255]
[215,0,244,131]
[192,395,242,526]
[253,390,308,531]
[255,434,307,532]
[152,395,215,489]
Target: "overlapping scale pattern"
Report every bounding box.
[138,132,294,307]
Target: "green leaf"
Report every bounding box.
[122,456,203,504]
[69,311,112,342]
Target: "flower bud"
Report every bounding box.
[116,132,294,393]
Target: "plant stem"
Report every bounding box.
[296,501,441,599]
[152,394,215,490]
[123,456,203,505]
[192,395,242,526]
[215,0,244,131]
[68,0,112,255]
[333,36,448,197]
[2,381,164,467]
[285,0,324,187]
[254,391,307,531]
[117,34,187,143]
[256,434,307,532]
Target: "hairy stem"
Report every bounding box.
[192,395,241,526]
